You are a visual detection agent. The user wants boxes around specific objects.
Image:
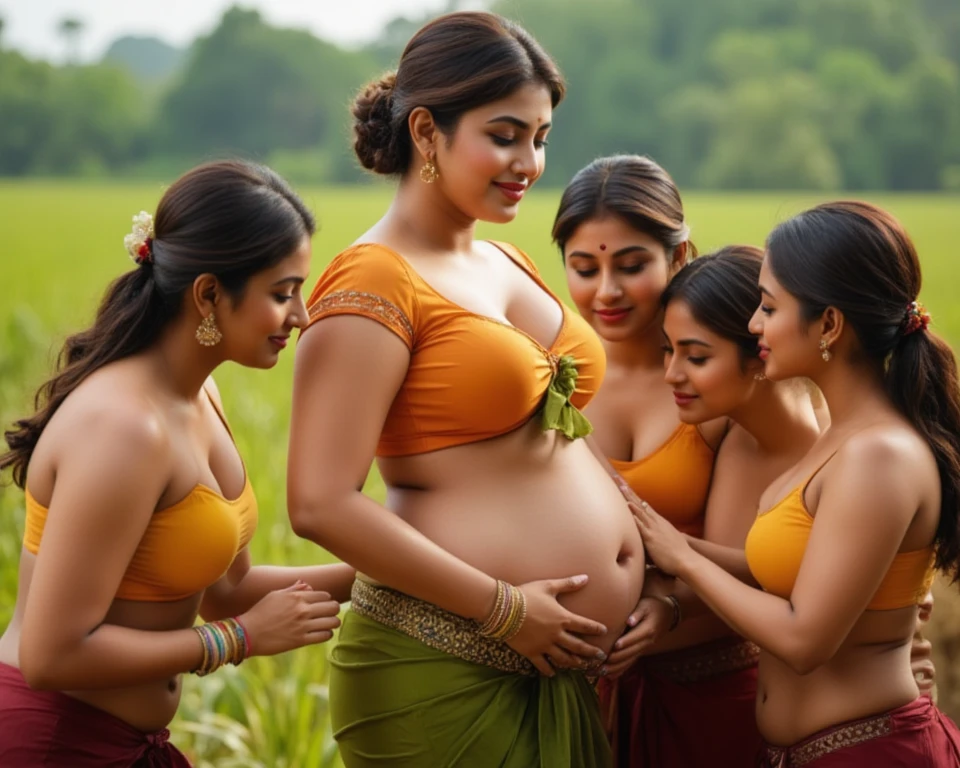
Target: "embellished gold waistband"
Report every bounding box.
[350,578,537,676]
[763,711,893,767]
[640,637,760,684]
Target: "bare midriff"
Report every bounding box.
[379,418,646,656]
[756,606,921,745]
[0,553,195,733]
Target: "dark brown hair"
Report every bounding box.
[662,245,763,365]
[352,11,565,175]
[552,154,697,258]
[767,201,960,581]
[1,160,315,489]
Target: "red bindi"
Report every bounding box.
[599,244,606,251]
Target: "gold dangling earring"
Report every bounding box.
[819,338,832,362]
[420,159,439,184]
[196,312,222,347]
[754,372,766,381]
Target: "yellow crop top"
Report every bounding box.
[304,241,606,456]
[23,390,258,602]
[745,464,936,611]
[610,423,716,538]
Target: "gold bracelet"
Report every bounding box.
[478,581,526,640]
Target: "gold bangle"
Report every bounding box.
[478,581,526,640]
[478,580,507,635]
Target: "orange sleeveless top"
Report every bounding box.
[745,463,936,611]
[610,423,715,538]
[304,241,605,456]
[23,391,258,602]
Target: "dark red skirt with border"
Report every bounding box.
[0,662,191,767]
[757,695,960,767]
[598,636,763,767]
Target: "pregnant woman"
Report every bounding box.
[286,12,644,767]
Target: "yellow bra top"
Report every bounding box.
[610,423,715,538]
[23,389,258,602]
[745,461,936,611]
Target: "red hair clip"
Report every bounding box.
[902,300,931,335]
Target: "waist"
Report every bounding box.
[633,636,760,684]
[350,579,539,676]
[760,696,933,767]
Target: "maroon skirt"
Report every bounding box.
[0,662,191,767]
[757,696,960,767]
[598,636,763,767]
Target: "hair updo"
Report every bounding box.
[552,154,696,259]
[351,11,564,176]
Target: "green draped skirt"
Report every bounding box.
[329,609,612,767]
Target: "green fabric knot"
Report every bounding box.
[541,354,593,440]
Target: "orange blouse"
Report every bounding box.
[610,423,716,538]
[303,241,606,457]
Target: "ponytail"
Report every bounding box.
[1,267,171,488]
[767,200,960,582]
[1,159,316,490]
[887,329,960,581]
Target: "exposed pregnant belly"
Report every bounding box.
[380,422,646,655]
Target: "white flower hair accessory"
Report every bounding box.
[124,211,155,265]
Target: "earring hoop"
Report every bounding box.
[196,312,222,347]
[420,159,439,184]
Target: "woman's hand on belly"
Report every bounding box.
[632,500,696,576]
[507,575,609,676]
[601,596,674,678]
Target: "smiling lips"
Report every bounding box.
[673,391,698,406]
[493,181,527,202]
[594,307,631,324]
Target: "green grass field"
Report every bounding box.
[2,181,960,765]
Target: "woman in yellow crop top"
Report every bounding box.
[635,202,960,766]
[286,13,644,767]
[556,157,765,768]
[0,162,353,767]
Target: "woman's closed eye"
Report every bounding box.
[491,134,548,149]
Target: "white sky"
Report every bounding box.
[0,0,463,63]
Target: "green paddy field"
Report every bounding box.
[1,182,959,765]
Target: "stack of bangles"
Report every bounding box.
[478,580,527,641]
[192,617,252,676]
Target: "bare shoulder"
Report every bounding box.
[47,363,171,458]
[712,423,755,470]
[830,422,936,498]
[838,423,932,470]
